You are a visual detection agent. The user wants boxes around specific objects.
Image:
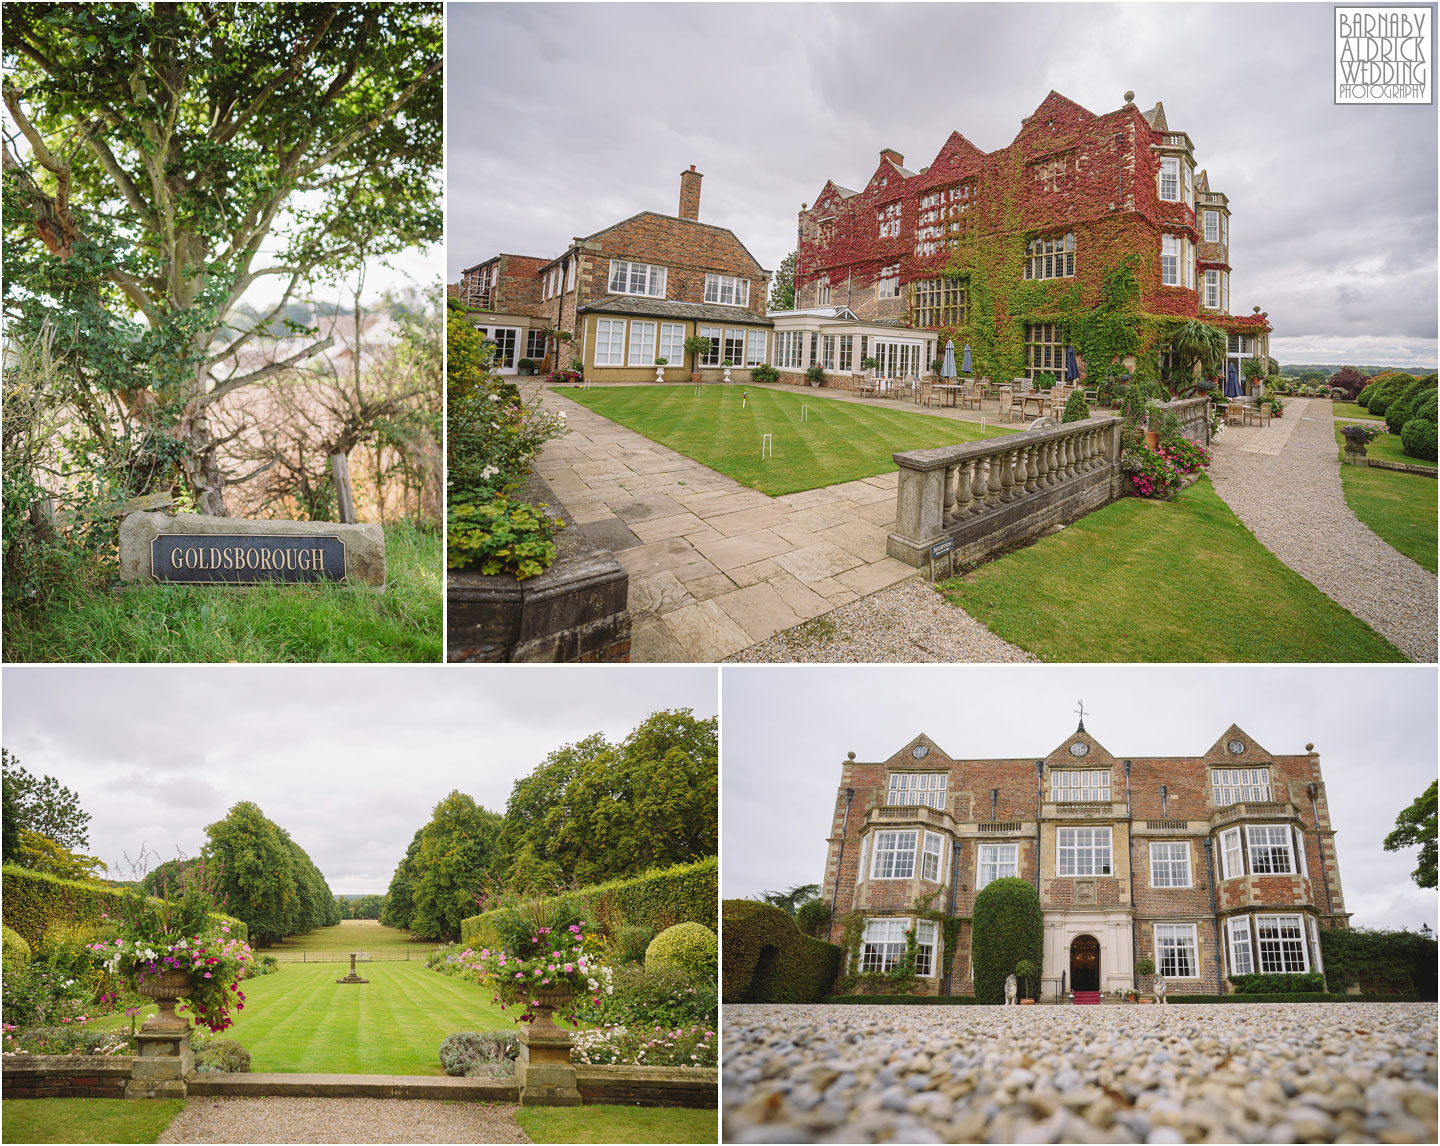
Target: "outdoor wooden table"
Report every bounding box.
[1020,393,1049,418]
[932,383,963,407]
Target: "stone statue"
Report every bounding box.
[1004,974,1017,1005]
[1153,974,1167,1004]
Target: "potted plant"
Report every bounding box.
[722,358,734,384]
[1014,959,1038,1005]
[683,334,713,384]
[654,356,668,384]
[516,358,536,377]
[805,364,825,388]
[1134,957,1155,1003]
[862,356,879,377]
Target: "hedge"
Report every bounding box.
[1319,926,1437,999]
[822,994,986,1005]
[722,899,841,1003]
[971,877,1043,1005]
[1229,971,1326,994]
[1168,993,1422,1004]
[459,857,717,948]
[2,865,248,947]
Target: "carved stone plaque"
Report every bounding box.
[1074,878,1097,905]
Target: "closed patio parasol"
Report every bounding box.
[941,340,957,380]
[1065,346,1080,381]
[1225,361,1242,397]
[960,343,973,375]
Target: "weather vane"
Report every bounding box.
[1076,699,1087,730]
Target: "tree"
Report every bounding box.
[409,791,502,941]
[16,829,105,881]
[1168,320,1226,384]
[356,893,384,920]
[334,895,353,920]
[1,750,92,852]
[203,801,298,946]
[1385,781,1437,889]
[759,884,821,916]
[1329,366,1370,400]
[769,250,797,311]
[2,3,443,514]
[380,828,422,930]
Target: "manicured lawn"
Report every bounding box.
[268,919,437,957]
[1329,425,1439,573]
[1334,421,1438,468]
[1332,401,1375,421]
[2,1098,184,1144]
[938,478,1405,661]
[3,520,442,662]
[517,1104,717,1144]
[94,963,512,1075]
[566,385,1016,496]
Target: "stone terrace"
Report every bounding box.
[532,389,916,661]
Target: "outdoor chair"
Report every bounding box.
[1246,402,1272,427]
[961,385,983,410]
[1225,401,1245,426]
[998,391,1025,423]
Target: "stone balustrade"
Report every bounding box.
[888,417,1124,570]
[1210,801,1301,828]
[1149,396,1212,447]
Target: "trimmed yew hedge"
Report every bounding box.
[1169,993,1422,1004]
[971,877,1043,1005]
[823,994,985,1005]
[459,857,717,948]
[1229,971,1326,994]
[2,865,248,947]
[722,899,841,1004]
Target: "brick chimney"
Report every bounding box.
[679,165,703,221]
[880,147,904,168]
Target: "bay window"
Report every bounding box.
[920,831,944,882]
[1159,157,1180,202]
[1205,269,1220,309]
[1256,914,1309,973]
[1161,234,1180,286]
[871,830,917,880]
[859,918,907,973]
[1246,825,1295,874]
[1227,916,1255,975]
[1220,827,1244,879]
[914,920,938,977]
[1204,210,1220,242]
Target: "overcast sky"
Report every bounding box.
[449,2,1438,370]
[1,667,717,895]
[722,666,1438,932]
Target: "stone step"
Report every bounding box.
[186,1073,518,1102]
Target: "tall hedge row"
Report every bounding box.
[1319,927,1437,999]
[971,877,1044,1005]
[459,857,717,947]
[2,865,248,947]
[721,899,842,1004]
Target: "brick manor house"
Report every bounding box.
[818,720,1348,999]
[775,90,1272,389]
[458,168,772,380]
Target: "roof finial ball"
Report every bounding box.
[1306,743,1316,753]
[847,751,856,760]
[1124,90,1135,105]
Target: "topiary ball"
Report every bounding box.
[645,922,718,982]
[1401,417,1438,461]
[1061,389,1090,423]
[2,925,31,974]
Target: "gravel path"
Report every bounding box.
[723,1002,1438,1144]
[724,578,1035,663]
[1207,398,1437,662]
[159,1097,531,1143]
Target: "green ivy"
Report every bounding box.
[1319,927,1437,997]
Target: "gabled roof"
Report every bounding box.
[1014,90,1098,144]
[577,296,773,326]
[929,129,988,171]
[884,732,949,765]
[1198,723,1274,765]
[1142,101,1169,131]
[578,210,767,276]
[1044,722,1118,769]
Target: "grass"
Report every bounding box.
[2,1098,184,1144]
[1332,400,1375,421]
[938,477,1405,662]
[3,520,442,662]
[1331,428,1439,574]
[565,385,1016,496]
[266,919,438,957]
[1334,421,1438,469]
[517,1104,717,1144]
[92,962,512,1075]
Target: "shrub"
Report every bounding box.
[575,962,716,1030]
[447,380,566,505]
[1384,378,1433,435]
[2,1024,134,1056]
[721,899,840,1003]
[1229,971,1326,994]
[1157,436,1210,475]
[1,962,90,1028]
[751,363,780,384]
[194,1038,252,1073]
[822,994,986,1005]
[805,364,826,385]
[1120,446,1183,499]
[1367,374,1412,417]
[1415,391,1438,423]
[1061,390,1089,423]
[1033,373,1057,391]
[1320,927,1437,998]
[611,925,654,966]
[2,925,30,974]
[572,1024,716,1067]
[794,899,832,939]
[446,495,560,580]
[439,1030,518,1076]
[1168,993,1421,1004]
[971,878,1042,1005]
[1402,418,1438,461]
[645,922,717,982]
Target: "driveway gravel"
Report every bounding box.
[722,1002,1438,1144]
[159,1097,531,1143]
[724,578,1035,663]
[1207,398,1437,662]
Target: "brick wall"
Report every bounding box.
[1,1056,133,1098]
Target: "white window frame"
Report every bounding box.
[1204,210,1220,242]
[608,259,667,298]
[1246,825,1295,874]
[1159,157,1180,202]
[697,325,722,368]
[1182,161,1192,205]
[1221,271,1230,314]
[1149,841,1193,889]
[859,918,907,973]
[1050,770,1110,802]
[1161,234,1180,286]
[1056,827,1112,877]
[1309,917,1324,972]
[838,334,853,372]
[593,318,626,366]
[878,264,900,299]
[774,330,803,370]
[658,323,685,367]
[703,273,750,307]
[1212,768,1271,806]
[856,833,869,885]
[723,328,746,367]
[1221,214,1229,245]
[871,830,918,880]
[920,831,944,882]
[821,334,836,372]
[526,329,547,361]
[887,772,947,811]
[746,329,766,367]
[877,201,902,239]
[1294,827,1309,879]
[817,279,831,306]
[977,843,1018,892]
[565,258,575,292]
[1227,916,1255,976]
[1153,923,1199,979]
[627,320,657,367]
[1255,914,1309,973]
[915,919,938,977]
[1220,827,1243,880]
[1205,269,1219,309]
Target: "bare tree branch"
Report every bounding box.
[200,335,335,408]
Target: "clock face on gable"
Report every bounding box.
[912,744,929,759]
[1069,741,1089,757]
[1227,739,1246,755]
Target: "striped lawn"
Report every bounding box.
[266,920,438,957]
[566,385,1015,496]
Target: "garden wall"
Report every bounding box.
[460,858,717,947]
[0,1055,134,1098]
[448,471,631,663]
[2,866,248,947]
[1149,396,1211,447]
[575,1065,717,1108]
[722,899,842,1004]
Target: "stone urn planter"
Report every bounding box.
[654,361,667,383]
[135,969,193,1033]
[722,362,733,384]
[527,984,572,1031]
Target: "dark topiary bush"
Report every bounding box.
[1415,391,1438,424]
[971,877,1043,1005]
[1384,378,1433,435]
[194,1038,252,1073]
[645,922,717,982]
[1229,971,1326,994]
[1402,418,1438,461]
[2,925,30,974]
[722,899,841,1003]
[1061,390,1090,423]
[1368,374,1413,418]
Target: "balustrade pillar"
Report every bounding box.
[1021,444,1038,493]
[943,463,958,522]
[986,452,1003,503]
[998,449,1017,501]
[953,459,973,517]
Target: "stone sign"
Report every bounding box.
[120,512,385,586]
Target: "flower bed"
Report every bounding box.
[571,1025,716,1068]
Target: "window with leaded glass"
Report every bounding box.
[1154,923,1198,977]
[1024,233,1074,280]
[817,279,831,306]
[1256,915,1308,973]
[878,265,901,299]
[887,772,947,811]
[911,278,966,327]
[914,182,974,255]
[870,830,917,880]
[1026,322,1065,380]
[859,918,907,972]
[1211,769,1271,805]
[920,832,944,882]
[1050,770,1110,802]
[914,919,938,976]
[977,844,1018,891]
[1246,825,1294,874]
[1057,827,1112,876]
[1149,842,1192,888]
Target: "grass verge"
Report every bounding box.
[3,520,442,662]
[1330,430,1439,574]
[1,1098,184,1144]
[565,385,1015,496]
[1331,401,1375,421]
[937,477,1405,661]
[517,1104,717,1144]
[1334,422,1438,469]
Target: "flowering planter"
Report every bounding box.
[1019,999,1035,1006]
[527,985,573,1032]
[1144,430,1160,450]
[135,969,193,1033]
